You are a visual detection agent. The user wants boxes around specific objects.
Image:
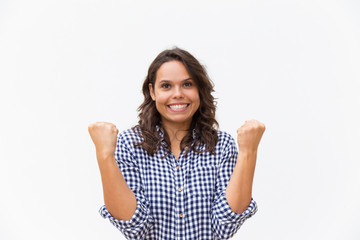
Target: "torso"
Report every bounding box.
[114,128,242,240]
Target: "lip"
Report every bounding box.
[167,103,190,112]
[168,102,189,106]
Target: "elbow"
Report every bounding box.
[105,190,137,221]
[106,205,136,221]
[225,189,252,214]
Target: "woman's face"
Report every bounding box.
[149,60,200,129]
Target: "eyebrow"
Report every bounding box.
[159,78,193,83]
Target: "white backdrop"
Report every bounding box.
[1,0,359,239]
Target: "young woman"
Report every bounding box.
[88,47,265,240]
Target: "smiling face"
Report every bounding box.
[149,60,200,130]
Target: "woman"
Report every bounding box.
[88,47,265,239]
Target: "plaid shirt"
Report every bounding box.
[99,127,257,240]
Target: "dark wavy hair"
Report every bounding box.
[133,47,219,156]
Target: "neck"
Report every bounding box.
[162,121,191,144]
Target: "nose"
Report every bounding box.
[172,85,184,99]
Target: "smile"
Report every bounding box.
[167,104,190,112]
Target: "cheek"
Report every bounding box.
[154,92,168,107]
[192,91,200,106]
[155,101,164,111]
[195,99,200,110]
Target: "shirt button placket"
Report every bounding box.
[174,156,185,239]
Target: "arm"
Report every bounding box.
[89,122,136,220]
[226,119,265,213]
[211,134,258,239]
[97,155,137,221]
[99,134,154,239]
[225,151,256,213]
[89,123,153,239]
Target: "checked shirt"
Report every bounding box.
[99,127,257,240]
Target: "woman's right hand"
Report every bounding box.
[88,122,119,161]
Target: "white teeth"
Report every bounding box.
[169,104,188,110]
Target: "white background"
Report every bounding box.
[1,0,359,239]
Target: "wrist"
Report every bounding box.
[96,151,115,162]
[97,155,117,173]
[236,150,257,167]
[238,148,258,156]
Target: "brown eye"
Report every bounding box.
[184,82,192,87]
[161,83,171,89]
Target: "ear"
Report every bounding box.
[149,83,156,101]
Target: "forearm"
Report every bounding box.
[225,151,257,214]
[98,155,137,221]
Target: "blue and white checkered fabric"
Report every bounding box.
[99,127,257,240]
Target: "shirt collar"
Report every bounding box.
[155,125,164,139]
[192,128,198,140]
[155,125,198,140]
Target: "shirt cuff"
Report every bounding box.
[213,190,258,225]
[99,200,153,233]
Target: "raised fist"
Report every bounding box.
[237,119,265,154]
[88,122,119,160]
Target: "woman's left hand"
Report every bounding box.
[237,119,266,154]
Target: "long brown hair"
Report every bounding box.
[133,47,219,156]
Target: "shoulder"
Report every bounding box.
[117,127,143,149]
[114,127,146,165]
[216,130,236,147]
[214,130,238,156]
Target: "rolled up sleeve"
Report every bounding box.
[99,200,154,239]
[99,131,154,239]
[211,136,258,239]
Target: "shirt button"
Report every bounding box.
[179,213,184,218]
[176,165,180,169]
[178,188,182,192]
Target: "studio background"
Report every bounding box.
[0,0,359,239]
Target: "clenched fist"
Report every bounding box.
[237,119,266,154]
[88,122,119,160]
